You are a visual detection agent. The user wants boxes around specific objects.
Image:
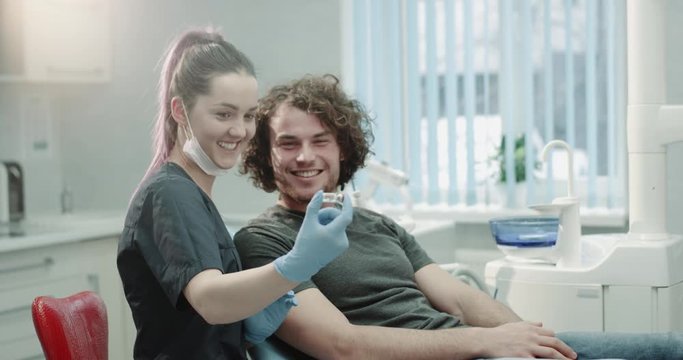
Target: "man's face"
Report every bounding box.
[269,103,341,211]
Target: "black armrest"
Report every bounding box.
[247,336,315,360]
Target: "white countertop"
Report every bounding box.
[0,211,459,254]
[0,212,125,253]
[0,211,260,254]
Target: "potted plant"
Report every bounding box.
[494,134,538,183]
[490,134,540,206]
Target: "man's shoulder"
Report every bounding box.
[350,207,402,232]
[235,206,299,241]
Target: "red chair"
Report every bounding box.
[32,291,108,360]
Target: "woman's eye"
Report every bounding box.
[217,112,232,120]
[245,113,256,122]
[279,143,296,150]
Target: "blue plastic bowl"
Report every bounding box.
[489,216,559,248]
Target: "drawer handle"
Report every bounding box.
[0,257,54,274]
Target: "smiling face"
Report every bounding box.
[269,103,341,211]
[184,72,258,171]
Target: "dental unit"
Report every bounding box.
[485,0,683,332]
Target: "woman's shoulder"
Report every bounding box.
[124,164,204,225]
[143,163,199,195]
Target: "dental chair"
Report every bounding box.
[248,335,313,360]
[247,161,488,359]
[31,291,108,360]
[247,260,487,360]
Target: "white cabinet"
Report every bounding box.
[493,279,605,332]
[0,0,111,83]
[0,235,134,360]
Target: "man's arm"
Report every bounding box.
[276,287,576,360]
[414,263,521,326]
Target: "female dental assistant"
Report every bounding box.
[116,28,352,359]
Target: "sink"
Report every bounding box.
[580,233,620,266]
[486,233,683,287]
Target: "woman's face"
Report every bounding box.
[187,72,258,170]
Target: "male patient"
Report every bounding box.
[235,74,682,359]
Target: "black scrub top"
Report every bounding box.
[117,162,245,359]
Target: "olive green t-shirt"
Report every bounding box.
[234,205,461,330]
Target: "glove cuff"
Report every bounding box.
[274,254,314,283]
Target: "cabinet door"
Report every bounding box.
[495,280,604,331]
[0,236,132,360]
[0,0,111,82]
[0,274,96,360]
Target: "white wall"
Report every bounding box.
[667,0,683,236]
[0,0,342,218]
[1,0,682,237]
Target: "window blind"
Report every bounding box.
[350,0,627,211]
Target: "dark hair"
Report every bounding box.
[143,27,255,181]
[240,74,374,192]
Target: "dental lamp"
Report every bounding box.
[354,159,415,232]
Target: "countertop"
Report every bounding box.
[0,211,456,254]
[0,212,126,254]
[0,211,258,254]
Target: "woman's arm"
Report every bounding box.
[183,264,296,325]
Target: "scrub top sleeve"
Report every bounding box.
[137,180,224,307]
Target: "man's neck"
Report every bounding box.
[277,195,308,213]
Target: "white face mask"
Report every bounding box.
[180,102,230,177]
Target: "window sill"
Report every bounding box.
[378,204,627,228]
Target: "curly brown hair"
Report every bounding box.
[240,74,374,192]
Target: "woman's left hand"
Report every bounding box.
[244,291,298,344]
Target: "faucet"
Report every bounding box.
[529,140,582,268]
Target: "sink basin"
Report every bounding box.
[489,216,559,263]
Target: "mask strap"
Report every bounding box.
[180,100,194,140]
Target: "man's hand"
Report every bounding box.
[483,321,577,359]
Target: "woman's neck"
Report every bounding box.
[167,146,215,197]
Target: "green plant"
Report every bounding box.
[494,134,539,183]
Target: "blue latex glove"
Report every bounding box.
[274,190,353,282]
[244,291,298,344]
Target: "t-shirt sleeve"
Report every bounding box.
[234,226,290,269]
[234,223,317,293]
[135,180,224,307]
[386,218,435,272]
